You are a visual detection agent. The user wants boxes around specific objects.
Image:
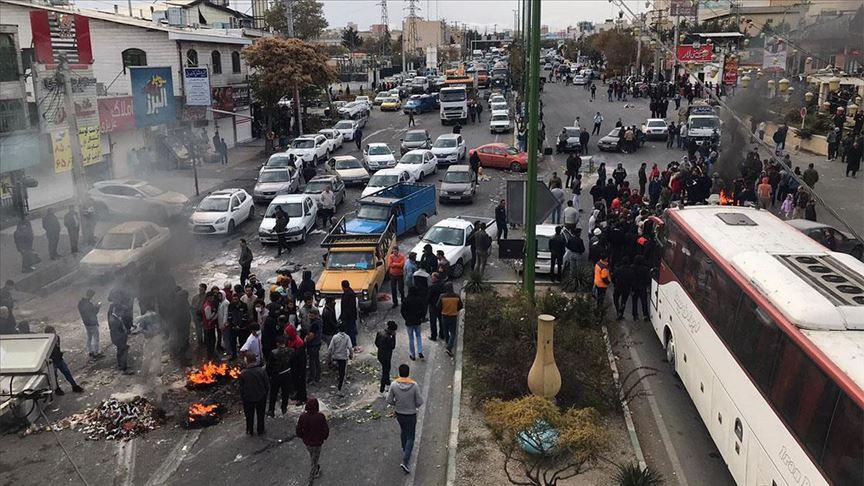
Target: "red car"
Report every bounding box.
[469,143,528,172]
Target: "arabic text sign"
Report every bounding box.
[51,126,102,173]
[723,56,739,85]
[98,96,135,133]
[183,67,212,106]
[763,41,787,73]
[130,67,177,127]
[677,44,714,63]
[33,64,99,134]
[669,0,697,16]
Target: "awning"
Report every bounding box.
[0,132,45,174]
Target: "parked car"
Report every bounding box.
[253,168,300,203]
[489,111,512,133]
[439,165,476,203]
[641,118,669,140]
[363,143,398,171]
[410,216,497,278]
[333,119,361,141]
[394,149,437,182]
[400,129,432,155]
[88,179,188,220]
[318,128,344,152]
[597,128,622,152]
[360,168,412,198]
[354,95,373,111]
[80,221,170,275]
[329,155,370,186]
[787,219,864,260]
[189,188,255,235]
[287,134,329,165]
[488,94,506,105]
[431,134,467,166]
[380,95,402,111]
[572,74,588,85]
[261,152,300,172]
[258,194,318,245]
[468,143,528,172]
[304,174,346,207]
[560,126,582,152]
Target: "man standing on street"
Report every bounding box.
[42,208,61,260]
[219,138,229,165]
[495,199,508,241]
[354,127,363,151]
[78,289,102,359]
[63,206,79,254]
[190,283,207,346]
[318,185,336,230]
[427,273,445,340]
[239,239,253,287]
[593,255,611,313]
[295,397,329,484]
[108,303,132,373]
[14,219,36,273]
[44,326,84,394]
[473,224,492,275]
[549,226,566,282]
[340,280,360,352]
[469,149,481,183]
[374,321,397,393]
[239,354,269,436]
[387,246,406,308]
[387,364,424,474]
[437,283,462,357]
[273,206,290,256]
[592,112,603,135]
[802,163,819,188]
[407,110,415,127]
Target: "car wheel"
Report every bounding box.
[415,214,428,234]
[248,205,255,220]
[452,259,465,278]
[300,226,307,243]
[510,161,522,172]
[433,165,438,175]
[227,220,235,234]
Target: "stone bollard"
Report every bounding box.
[527,314,561,399]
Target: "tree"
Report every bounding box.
[341,26,362,53]
[242,37,336,146]
[263,0,327,40]
[592,30,639,76]
[484,395,607,486]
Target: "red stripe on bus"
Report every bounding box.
[669,210,864,409]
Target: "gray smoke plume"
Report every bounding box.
[715,90,773,182]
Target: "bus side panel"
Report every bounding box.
[747,437,787,486]
[711,382,750,485]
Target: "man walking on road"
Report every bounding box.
[63,206,79,254]
[387,364,424,474]
[437,283,462,356]
[387,246,406,307]
[592,112,603,135]
[239,354,269,436]
[42,208,61,260]
[407,110,415,127]
[495,199,508,241]
[239,239,253,287]
[473,223,492,275]
[354,127,363,151]
[78,289,102,359]
[375,321,397,393]
[802,163,819,188]
[273,206,290,256]
[296,398,329,484]
[469,149,480,183]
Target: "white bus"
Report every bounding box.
[650,206,863,486]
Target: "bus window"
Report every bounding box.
[730,297,782,391]
[695,257,740,341]
[821,393,863,485]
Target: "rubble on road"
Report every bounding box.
[25,397,164,441]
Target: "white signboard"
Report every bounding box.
[183,67,211,106]
[33,63,99,134]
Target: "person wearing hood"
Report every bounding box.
[375,321,398,393]
[298,271,316,300]
[296,397,330,483]
[387,364,424,474]
[340,280,360,352]
[326,322,354,392]
[285,324,308,405]
[419,244,437,274]
[239,354,269,436]
[401,286,426,360]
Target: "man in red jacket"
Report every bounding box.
[296,397,330,483]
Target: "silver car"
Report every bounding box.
[87,179,188,220]
[253,168,300,203]
[439,165,476,203]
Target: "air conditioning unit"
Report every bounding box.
[166,7,187,27]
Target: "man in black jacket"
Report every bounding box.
[549,226,567,282]
[401,287,426,360]
[613,257,634,320]
[494,199,508,241]
[273,207,290,256]
[426,273,445,341]
[42,208,61,259]
[267,336,293,416]
[45,325,84,394]
[374,321,397,393]
[63,206,79,254]
[469,150,481,183]
[239,354,269,435]
[340,281,359,351]
[565,153,581,188]
[631,255,651,321]
[78,289,102,358]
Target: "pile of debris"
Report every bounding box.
[186,361,241,390]
[45,397,163,441]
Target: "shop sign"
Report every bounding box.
[723,56,739,85]
[98,96,135,133]
[51,126,102,173]
[33,63,99,134]
[130,67,177,127]
[677,44,714,63]
[29,11,93,64]
[183,67,212,106]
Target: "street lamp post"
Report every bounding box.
[523,0,541,297]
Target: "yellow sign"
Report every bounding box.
[51,126,103,173]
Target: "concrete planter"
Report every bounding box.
[764,121,828,156]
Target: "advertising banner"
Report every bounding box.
[723,56,739,85]
[98,96,135,133]
[763,40,788,73]
[183,67,211,106]
[33,63,99,134]
[130,67,177,127]
[669,0,697,17]
[51,126,102,173]
[211,86,235,118]
[29,11,93,65]
[676,44,714,63]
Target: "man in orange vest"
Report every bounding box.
[593,255,611,312]
[387,246,406,308]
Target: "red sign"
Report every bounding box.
[677,44,714,63]
[98,97,136,133]
[29,11,93,65]
[723,56,739,85]
[211,86,235,118]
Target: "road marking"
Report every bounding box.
[143,429,202,486]
[403,339,438,486]
[114,438,137,486]
[623,324,687,485]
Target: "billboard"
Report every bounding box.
[183,67,212,106]
[33,64,99,134]
[51,126,102,173]
[677,44,714,63]
[98,96,136,133]
[130,67,177,127]
[669,0,697,17]
[29,11,93,65]
[763,40,788,73]
[723,56,739,85]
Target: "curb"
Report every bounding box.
[445,292,467,486]
[601,323,647,469]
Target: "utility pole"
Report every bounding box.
[404,0,420,73]
[283,0,296,38]
[57,56,88,208]
[523,0,540,297]
[379,0,390,58]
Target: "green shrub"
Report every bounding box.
[612,462,665,486]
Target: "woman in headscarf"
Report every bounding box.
[285,324,307,405]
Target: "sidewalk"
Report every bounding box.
[0,139,265,293]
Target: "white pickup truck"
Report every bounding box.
[410,216,498,278]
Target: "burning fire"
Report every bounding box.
[186,361,241,388]
[719,190,734,206]
[186,402,222,428]
[189,403,218,416]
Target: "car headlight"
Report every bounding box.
[463,190,473,195]
[215,216,227,224]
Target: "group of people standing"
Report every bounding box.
[13,205,95,273]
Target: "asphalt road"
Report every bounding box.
[2,81,737,486]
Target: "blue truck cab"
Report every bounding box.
[347,183,437,236]
[403,93,440,114]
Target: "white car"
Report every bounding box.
[337,101,369,119]
[360,169,411,198]
[190,188,255,234]
[80,221,170,275]
[394,149,437,182]
[373,91,390,105]
[258,194,318,245]
[410,217,498,278]
[253,168,300,203]
[261,152,300,172]
[354,95,373,111]
[287,134,329,165]
[572,74,588,85]
[333,119,360,141]
[490,111,512,133]
[329,155,370,186]
[318,128,344,152]
[532,224,558,275]
[431,134,467,166]
[363,143,397,171]
[488,94,506,104]
[641,118,669,140]
[88,179,188,220]
[490,101,508,112]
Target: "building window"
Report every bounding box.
[211,50,222,74]
[0,33,19,82]
[186,49,198,67]
[0,99,28,133]
[231,51,241,73]
[121,48,147,73]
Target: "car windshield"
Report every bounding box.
[197,197,230,212]
[137,184,164,197]
[443,171,471,183]
[335,121,354,129]
[690,117,718,129]
[400,153,424,164]
[492,114,509,122]
[434,138,457,148]
[292,139,315,149]
[376,92,388,98]
[608,128,621,137]
[384,97,399,103]
[368,174,398,187]
[565,128,580,137]
[367,145,392,156]
[423,226,464,246]
[304,180,333,193]
[267,154,294,167]
[357,205,391,220]
[326,251,375,270]
[335,158,363,169]
[259,170,291,183]
[537,235,551,252]
[404,132,427,142]
[491,103,507,110]
[439,90,466,102]
[319,131,333,139]
[265,203,303,218]
[648,121,666,127]
[504,146,519,155]
[97,233,133,250]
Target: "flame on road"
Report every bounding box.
[186,361,241,387]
